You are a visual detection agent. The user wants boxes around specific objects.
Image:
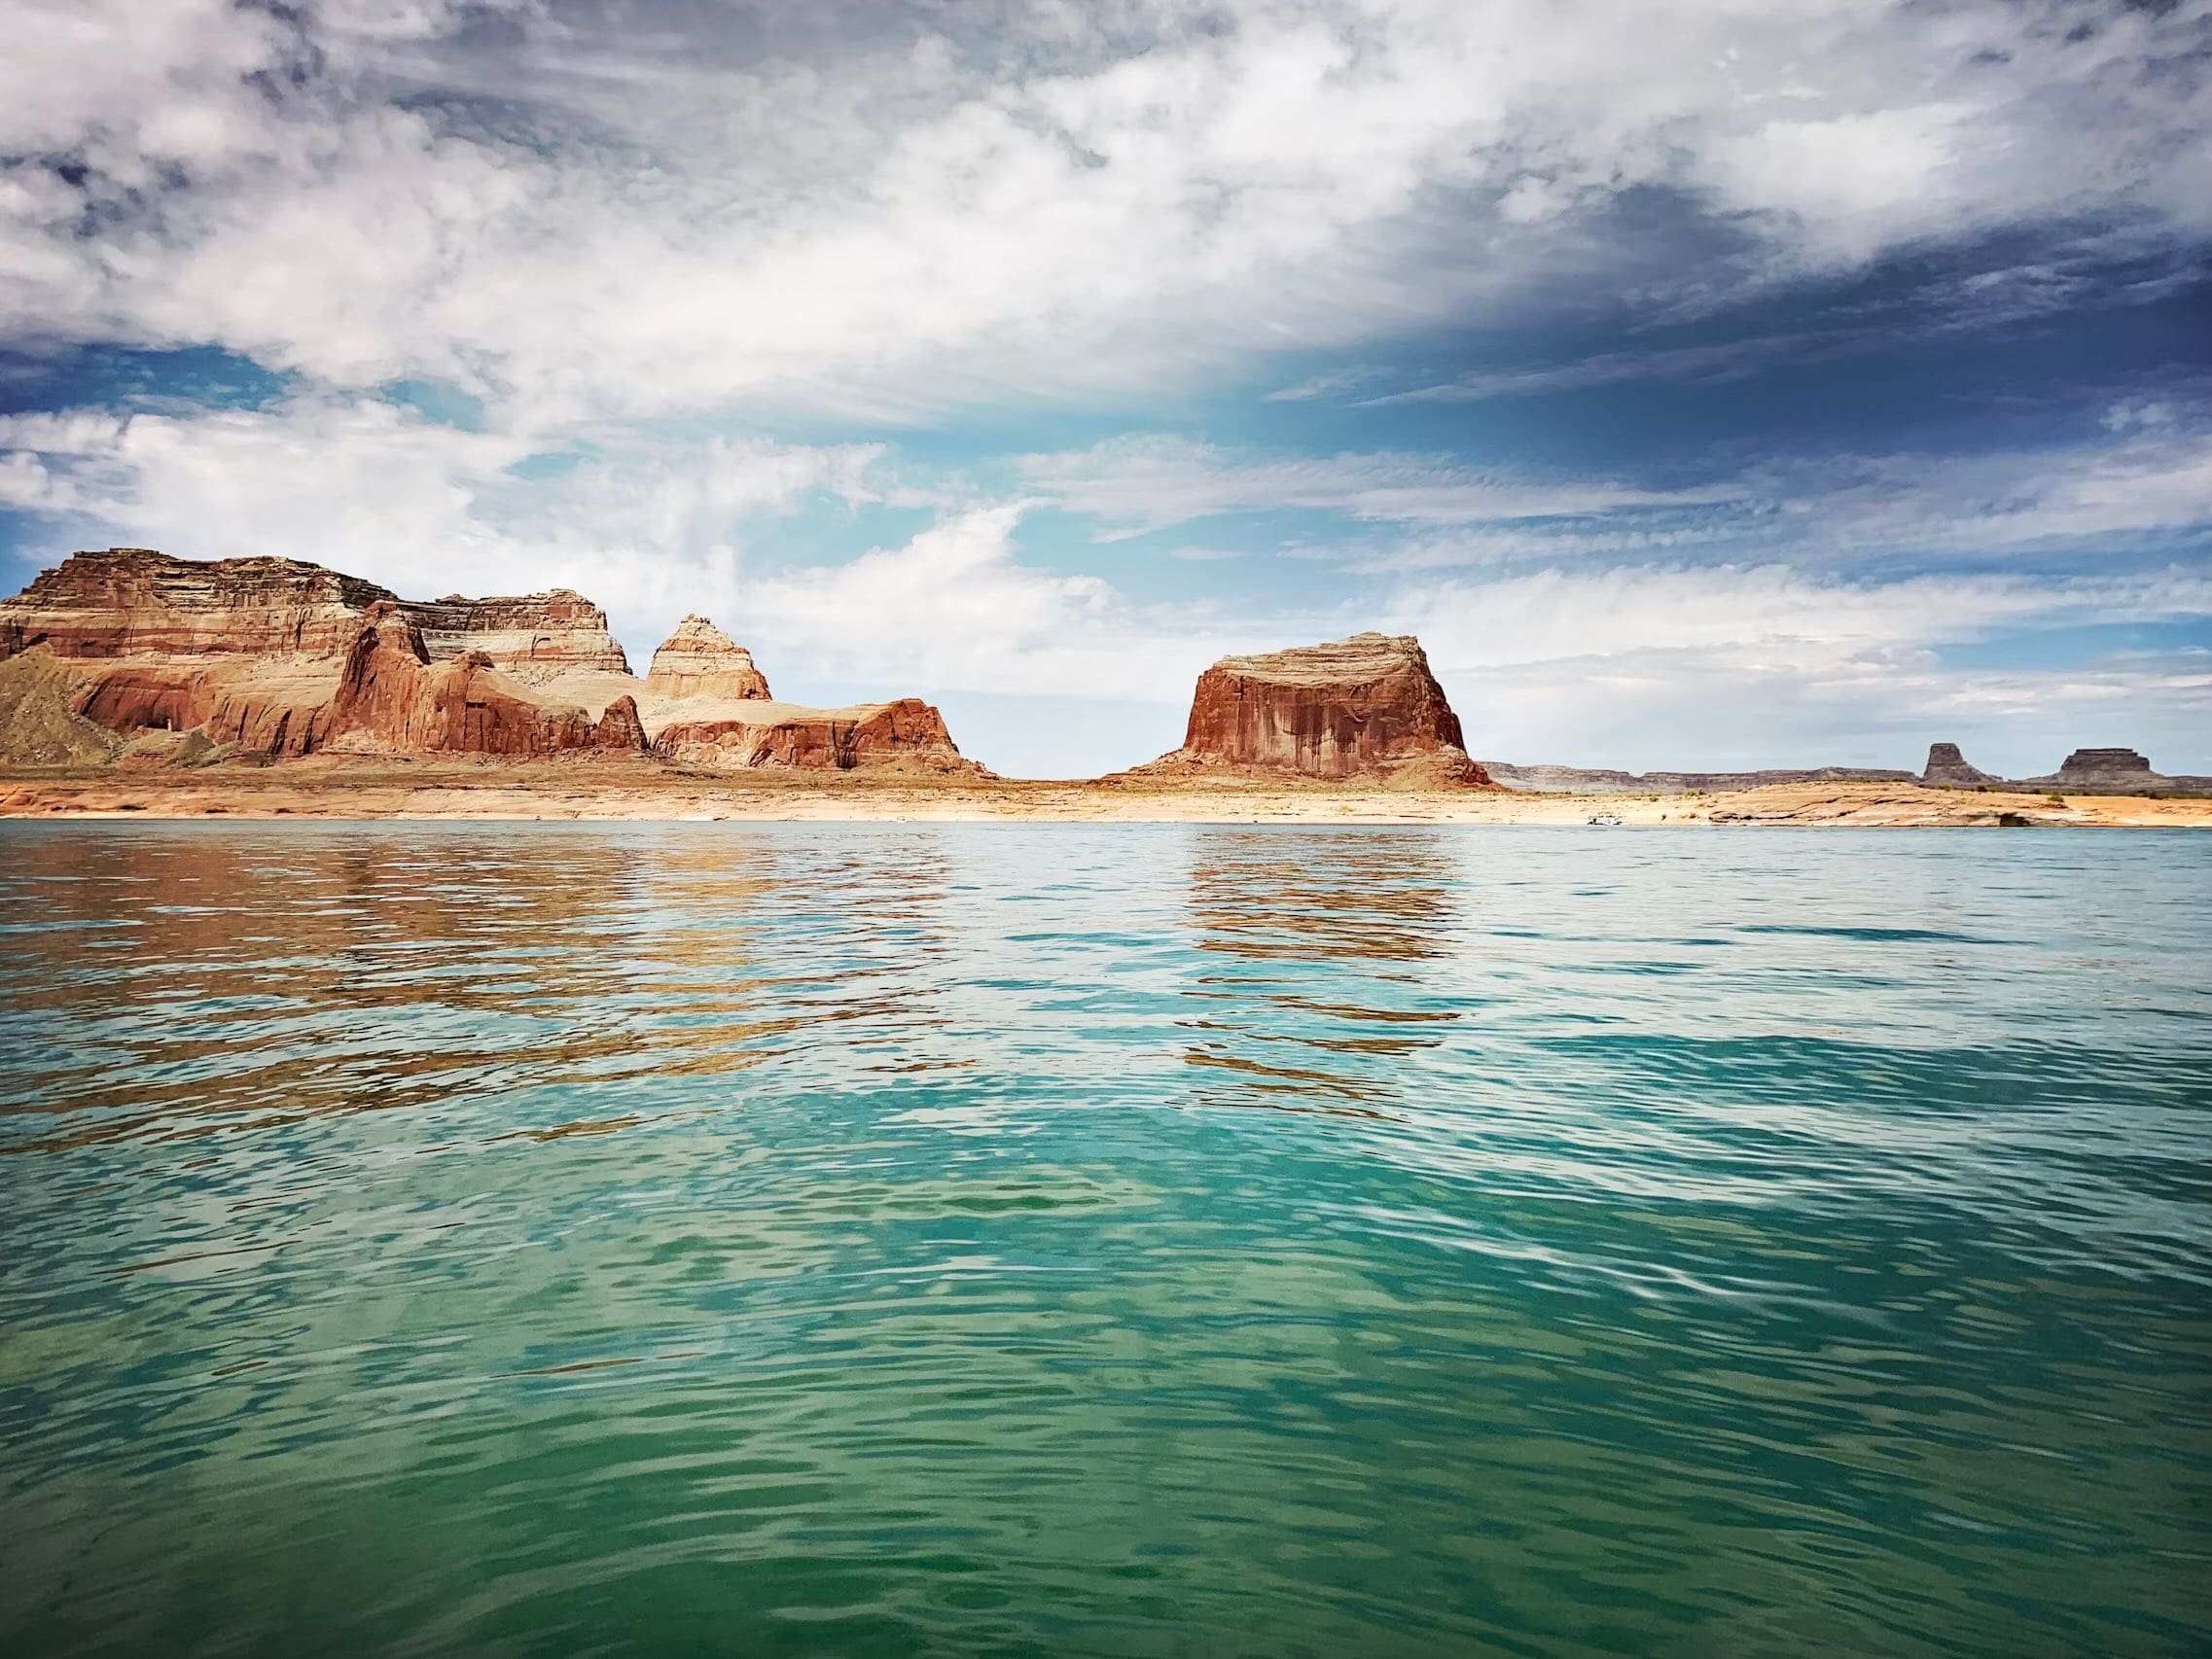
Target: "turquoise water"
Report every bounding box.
[1,824,2209,1657]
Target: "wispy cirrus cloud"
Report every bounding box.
[1025,409,2212,566]
[1024,437,1739,536]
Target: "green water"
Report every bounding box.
[1,824,2207,1656]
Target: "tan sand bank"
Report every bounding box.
[2,760,2207,828]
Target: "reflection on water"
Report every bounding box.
[2,823,2210,1657]
[1182,831,1461,1113]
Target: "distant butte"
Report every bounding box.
[1133,632,1494,787]
[1919,742,1997,788]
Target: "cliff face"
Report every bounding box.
[326,606,597,756]
[653,697,981,774]
[1147,633,1489,785]
[0,549,627,678]
[0,549,970,772]
[403,589,630,679]
[0,547,396,660]
[645,615,770,701]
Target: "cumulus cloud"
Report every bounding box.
[0,395,883,651]
[738,503,1233,704]
[1390,564,2212,773]
[2,0,2208,774]
[0,0,2205,420]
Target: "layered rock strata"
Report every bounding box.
[653,697,980,775]
[0,547,967,772]
[325,606,597,756]
[403,589,630,679]
[2012,748,2212,795]
[1919,743,1997,788]
[645,615,770,701]
[0,547,394,659]
[1141,633,1490,785]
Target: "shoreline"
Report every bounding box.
[4,765,2209,828]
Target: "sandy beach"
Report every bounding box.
[4,759,2207,827]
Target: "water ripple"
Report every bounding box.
[1,823,2208,1656]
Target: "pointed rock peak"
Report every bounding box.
[647,614,769,701]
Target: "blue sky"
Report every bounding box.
[2,0,2208,778]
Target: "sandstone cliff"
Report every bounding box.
[402,589,630,680]
[0,548,970,773]
[325,606,598,756]
[645,615,770,701]
[0,547,394,659]
[1139,633,1489,785]
[653,696,981,775]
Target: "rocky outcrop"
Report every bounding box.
[0,648,126,767]
[0,548,630,681]
[325,606,596,756]
[645,615,769,701]
[402,589,630,680]
[1919,743,1996,788]
[653,697,981,774]
[1142,633,1489,785]
[69,661,340,757]
[2043,748,2154,789]
[588,694,648,752]
[2010,748,2212,796]
[0,547,980,772]
[0,547,395,660]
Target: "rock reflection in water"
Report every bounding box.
[1179,830,1463,1114]
[0,827,957,1153]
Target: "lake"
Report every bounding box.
[1,824,2207,1655]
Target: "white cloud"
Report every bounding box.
[1025,415,2212,564]
[1025,436,1737,535]
[0,395,882,654]
[0,0,2203,422]
[739,503,1233,706]
[1391,565,2212,773]
[7,392,2212,774]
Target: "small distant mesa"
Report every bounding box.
[1130,632,1496,788]
[0,547,980,775]
[1917,741,2210,797]
[1919,742,1997,788]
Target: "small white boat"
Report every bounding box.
[1588,811,1623,827]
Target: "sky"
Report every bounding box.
[1,0,2208,779]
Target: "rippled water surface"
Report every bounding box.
[2,824,2209,1657]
